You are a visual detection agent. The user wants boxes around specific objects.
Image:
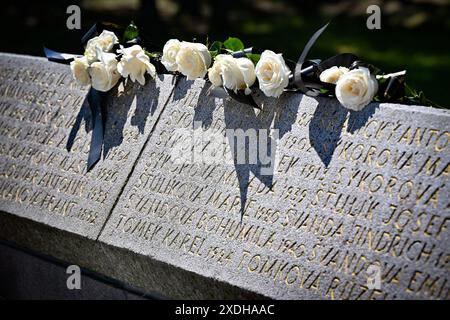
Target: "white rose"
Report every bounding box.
[85,30,119,63]
[236,57,256,94]
[117,45,156,85]
[207,57,223,88]
[161,39,181,72]
[319,66,349,84]
[208,55,255,94]
[335,67,378,111]
[89,51,121,92]
[70,56,90,86]
[176,42,211,80]
[208,54,242,92]
[255,50,291,98]
[85,45,98,65]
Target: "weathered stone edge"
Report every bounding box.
[0,211,268,299]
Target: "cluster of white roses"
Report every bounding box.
[70,30,156,92]
[70,31,378,111]
[161,39,292,98]
[319,66,378,111]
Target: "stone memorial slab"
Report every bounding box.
[100,78,450,299]
[0,53,176,239]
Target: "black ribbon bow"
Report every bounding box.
[291,22,408,104]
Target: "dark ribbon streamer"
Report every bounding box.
[86,88,105,172]
[380,73,406,101]
[294,22,329,95]
[43,47,81,64]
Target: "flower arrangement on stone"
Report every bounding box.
[70,29,155,91]
[57,21,434,112]
[44,21,438,170]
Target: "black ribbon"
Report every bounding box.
[291,23,360,96]
[379,72,406,101]
[86,88,105,172]
[43,47,81,64]
[293,22,329,95]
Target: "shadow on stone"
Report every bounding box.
[103,80,160,159]
[193,82,216,129]
[346,102,379,134]
[273,92,303,140]
[65,96,92,152]
[223,98,277,218]
[308,98,348,167]
[130,79,160,134]
[173,78,194,101]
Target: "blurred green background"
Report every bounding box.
[1,0,449,107]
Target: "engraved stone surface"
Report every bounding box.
[0,53,176,239]
[0,53,449,300]
[100,78,450,299]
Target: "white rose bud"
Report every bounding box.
[70,56,90,86]
[85,30,119,63]
[176,42,211,80]
[208,55,255,95]
[255,50,291,98]
[89,51,121,92]
[117,45,156,85]
[161,39,181,72]
[319,66,349,84]
[335,67,378,111]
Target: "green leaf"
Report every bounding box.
[209,51,218,59]
[223,37,244,52]
[209,41,223,58]
[123,21,139,43]
[209,41,223,52]
[246,53,260,65]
